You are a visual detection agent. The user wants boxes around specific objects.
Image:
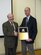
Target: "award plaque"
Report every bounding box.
[18,27,29,40]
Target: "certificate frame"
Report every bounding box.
[18,27,29,40]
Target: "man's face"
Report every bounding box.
[7,14,14,22]
[24,7,30,16]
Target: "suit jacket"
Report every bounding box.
[20,16,37,43]
[2,21,18,48]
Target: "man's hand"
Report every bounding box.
[14,31,18,36]
[26,38,32,42]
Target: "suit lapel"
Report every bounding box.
[7,21,14,29]
[7,21,11,26]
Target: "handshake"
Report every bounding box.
[11,31,18,36]
[14,31,18,36]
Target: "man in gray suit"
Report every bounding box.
[2,13,18,55]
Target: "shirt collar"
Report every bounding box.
[9,21,14,24]
[26,15,30,20]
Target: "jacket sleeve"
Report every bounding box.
[2,23,13,36]
[31,19,38,41]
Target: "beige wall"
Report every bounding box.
[35,0,41,49]
[0,38,5,54]
[13,0,41,52]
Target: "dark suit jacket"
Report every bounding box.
[20,16,37,43]
[2,21,18,48]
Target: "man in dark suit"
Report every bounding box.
[2,13,18,55]
[20,7,37,55]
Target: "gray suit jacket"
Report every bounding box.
[2,21,18,48]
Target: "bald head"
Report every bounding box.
[7,13,14,18]
[7,13,14,22]
[24,7,31,16]
[24,7,30,11]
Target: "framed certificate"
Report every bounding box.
[18,27,29,40]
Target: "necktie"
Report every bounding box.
[26,17,28,26]
[11,22,16,31]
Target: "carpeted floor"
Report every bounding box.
[0,49,41,55]
[17,49,41,55]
